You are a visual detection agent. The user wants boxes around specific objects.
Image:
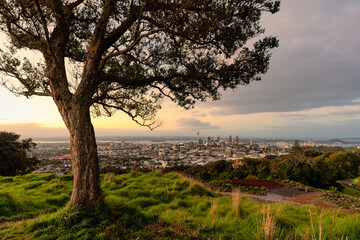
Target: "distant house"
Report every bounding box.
[229,179,282,189]
[232,161,246,168]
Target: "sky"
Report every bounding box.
[1,0,360,139]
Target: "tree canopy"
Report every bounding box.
[0,131,38,176]
[0,0,279,128]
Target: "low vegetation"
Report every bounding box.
[322,192,360,210]
[179,144,360,193]
[1,172,360,239]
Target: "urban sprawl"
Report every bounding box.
[32,135,359,175]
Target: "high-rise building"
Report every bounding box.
[197,130,203,145]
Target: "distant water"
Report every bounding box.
[34,140,70,144]
[34,136,196,144]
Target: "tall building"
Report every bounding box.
[197,130,202,144]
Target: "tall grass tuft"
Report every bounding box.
[232,188,242,218]
[210,199,217,217]
[171,179,178,192]
[308,208,323,240]
[262,205,276,240]
[177,173,201,190]
[103,173,115,184]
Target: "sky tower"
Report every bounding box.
[197,130,201,144]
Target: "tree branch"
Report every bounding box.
[74,0,116,103]
[67,0,85,9]
[95,101,163,131]
[33,0,51,51]
[99,3,186,71]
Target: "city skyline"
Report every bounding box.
[1,0,360,139]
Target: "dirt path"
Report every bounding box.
[227,188,359,214]
[222,188,312,203]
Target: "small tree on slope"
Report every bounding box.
[0,0,279,207]
[0,131,38,176]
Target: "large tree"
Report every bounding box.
[0,0,279,207]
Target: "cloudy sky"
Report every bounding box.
[1,0,360,139]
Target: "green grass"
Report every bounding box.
[336,179,360,198]
[0,172,359,239]
[338,184,360,198]
[0,174,72,222]
[351,177,360,186]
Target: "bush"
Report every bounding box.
[0,131,38,176]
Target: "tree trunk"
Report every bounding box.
[45,50,102,208]
[65,105,101,208]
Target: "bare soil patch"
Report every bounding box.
[284,192,359,214]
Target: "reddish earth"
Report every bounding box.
[229,179,282,189]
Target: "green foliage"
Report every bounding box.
[326,152,356,179]
[0,172,360,239]
[271,150,359,189]
[0,131,38,176]
[182,160,237,182]
[183,150,360,192]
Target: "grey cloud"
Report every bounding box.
[280,108,360,121]
[277,113,309,121]
[191,110,207,118]
[177,118,219,129]
[199,0,360,116]
[266,119,360,139]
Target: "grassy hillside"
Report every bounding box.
[352,177,360,186]
[0,172,359,239]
